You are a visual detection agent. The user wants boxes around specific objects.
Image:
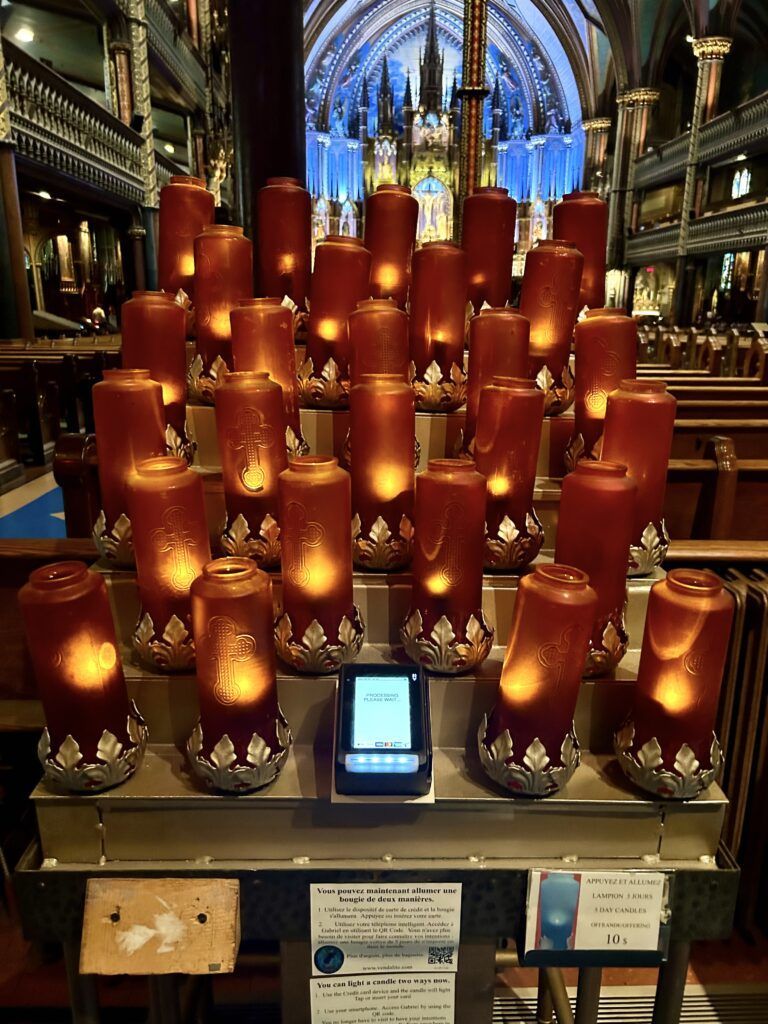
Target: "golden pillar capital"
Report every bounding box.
[691,36,732,60]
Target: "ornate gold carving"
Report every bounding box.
[614,723,723,800]
[351,513,414,570]
[691,37,732,60]
[220,512,281,567]
[478,715,580,797]
[400,609,494,675]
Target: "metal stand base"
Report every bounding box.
[652,941,691,1024]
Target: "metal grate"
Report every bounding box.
[493,988,768,1023]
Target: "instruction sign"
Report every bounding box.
[310,974,456,1024]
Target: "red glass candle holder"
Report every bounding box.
[602,379,677,574]
[554,461,637,676]
[475,377,545,570]
[364,184,418,309]
[230,298,305,453]
[121,290,189,453]
[349,374,415,570]
[158,175,214,302]
[463,309,530,452]
[479,565,597,797]
[461,187,517,312]
[568,310,637,464]
[256,176,311,309]
[402,459,492,674]
[409,242,468,411]
[92,369,166,565]
[348,299,410,385]
[518,239,583,415]
[552,191,608,310]
[615,569,733,799]
[19,561,146,791]
[276,456,364,672]
[126,456,211,671]
[192,224,253,386]
[215,371,287,567]
[188,557,292,792]
[302,236,371,407]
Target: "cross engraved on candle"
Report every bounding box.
[584,340,620,412]
[227,407,276,492]
[283,501,324,586]
[151,506,198,592]
[537,625,579,684]
[683,647,708,675]
[538,279,572,339]
[206,615,257,705]
[433,501,465,587]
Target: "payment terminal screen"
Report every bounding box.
[352,675,412,750]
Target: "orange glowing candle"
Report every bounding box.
[462,186,517,312]
[348,299,410,385]
[19,562,132,763]
[278,456,354,642]
[364,184,418,308]
[194,225,253,370]
[215,371,287,564]
[121,290,187,439]
[92,369,167,538]
[573,309,636,457]
[230,299,301,439]
[158,175,214,301]
[464,309,530,449]
[126,456,211,640]
[191,558,282,757]
[519,239,583,382]
[631,569,734,765]
[409,242,467,378]
[411,459,486,638]
[349,374,415,569]
[256,176,311,308]
[487,565,597,756]
[306,236,371,378]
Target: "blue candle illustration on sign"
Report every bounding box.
[539,873,581,951]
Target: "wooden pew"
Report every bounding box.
[0,388,24,490]
[52,433,100,538]
[0,362,61,464]
[671,420,768,458]
[674,400,768,420]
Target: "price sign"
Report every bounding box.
[523,870,669,966]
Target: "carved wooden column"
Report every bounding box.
[582,117,611,194]
[606,93,633,268]
[227,0,305,260]
[623,88,659,235]
[110,42,134,126]
[457,0,490,231]
[673,37,731,325]
[0,39,34,340]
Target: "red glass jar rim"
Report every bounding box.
[536,239,578,250]
[321,234,365,247]
[427,458,476,473]
[353,298,400,312]
[562,190,600,200]
[236,297,284,308]
[202,557,258,582]
[619,378,667,394]
[265,176,303,187]
[419,241,461,253]
[200,224,245,236]
[170,175,206,188]
[135,455,188,476]
[585,307,628,318]
[375,184,411,194]
[471,186,510,197]
[356,373,408,384]
[477,307,522,318]
[666,568,723,597]
[577,460,627,476]
[102,368,151,381]
[535,564,591,589]
[289,455,339,472]
[222,370,272,385]
[130,290,175,301]
[28,560,90,589]
[490,376,536,390]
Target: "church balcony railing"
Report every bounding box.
[4,40,145,206]
[156,149,188,188]
[633,90,768,191]
[142,0,207,111]
[625,200,768,264]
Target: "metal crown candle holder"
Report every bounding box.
[220,512,281,567]
[614,721,723,800]
[93,510,133,566]
[628,520,670,576]
[297,356,350,408]
[584,606,629,678]
[563,431,598,471]
[352,513,414,571]
[485,512,545,571]
[187,353,229,405]
[187,710,293,793]
[165,422,196,465]
[478,714,580,797]
[38,701,148,793]
[132,612,195,672]
[274,606,365,674]
[411,360,467,412]
[536,362,575,416]
[400,609,494,675]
